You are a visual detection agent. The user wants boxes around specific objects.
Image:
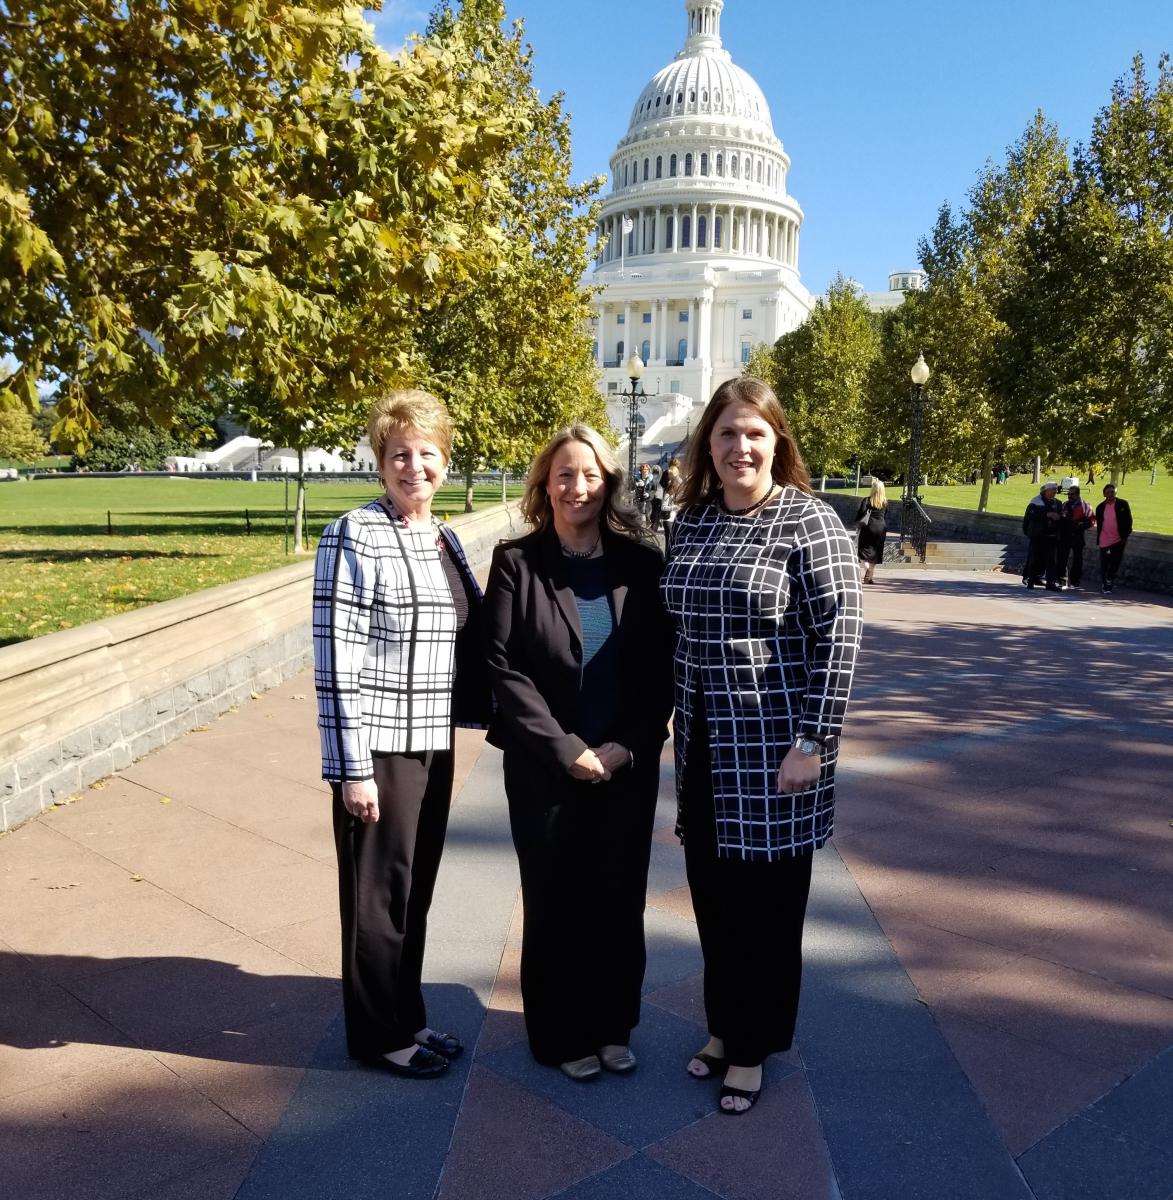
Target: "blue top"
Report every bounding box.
[568,556,617,746]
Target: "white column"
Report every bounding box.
[651,208,659,255]
[699,295,712,366]
[595,305,605,367]
[710,203,717,250]
[689,298,699,359]
[728,299,739,362]
[690,203,698,251]
[793,227,800,267]
[623,301,632,360]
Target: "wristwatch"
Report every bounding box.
[793,736,823,757]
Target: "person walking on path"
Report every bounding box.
[313,389,491,1079]
[661,377,863,1116]
[854,479,889,584]
[1022,481,1063,590]
[1058,484,1095,591]
[648,464,665,532]
[1095,483,1133,593]
[483,425,673,1081]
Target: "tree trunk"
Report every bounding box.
[1031,456,1040,484]
[977,449,993,513]
[294,448,308,553]
[1109,465,1119,484]
[464,463,474,514]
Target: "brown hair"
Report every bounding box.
[678,376,811,508]
[367,389,454,471]
[521,424,650,541]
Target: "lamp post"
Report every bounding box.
[619,352,647,484]
[903,353,931,561]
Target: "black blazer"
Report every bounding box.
[1095,497,1133,544]
[483,524,673,780]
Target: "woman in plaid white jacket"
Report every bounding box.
[313,389,490,1080]
[661,377,863,1114]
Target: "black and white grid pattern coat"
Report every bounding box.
[661,487,863,860]
[313,499,487,783]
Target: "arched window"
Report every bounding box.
[655,96,661,107]
[617,340,624,360]
[665,215,674,248]
[697,215,707,248]
[714,215,723,248]
[623,164,628,186]
[684,153,693,176]
[677,337,688,362]
[655,155,663,179]
[730,154,738,179]
[641,339,650,364]
[702,89,708,102]
[592,340,598,360]
[681,214,691,248]
[715,152,723,176]
[643,158,649,181]
[756,160,763,183]
[677,92,683,105]
[669,154,677,177]
[689,90,695,102]
[700,152,709,176]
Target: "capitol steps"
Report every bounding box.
[888,541,1018,571]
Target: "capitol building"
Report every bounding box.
[592,0,813,453]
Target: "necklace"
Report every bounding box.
[721,483,777,517]
[560,533,601,559]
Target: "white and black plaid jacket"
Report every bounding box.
[662,487,863,859]
[313,499,487,782]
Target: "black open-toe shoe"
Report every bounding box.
[417,1030,463,1059]
[686,1050,728,1079]
[719,1081,762,1115]
[368,1046,449,1078]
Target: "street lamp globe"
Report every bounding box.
[910,353,930,387]
[626,353,645,381]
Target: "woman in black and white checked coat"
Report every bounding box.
[661,376,863,1115]
[313,389,490,1080]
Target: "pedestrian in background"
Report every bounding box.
[662,377,862,1116]
[1022,481,1063,590]
[1095,483,1133,594]
[854,478,889,585]
[1058,483,1094,591]
[648,463,665,531]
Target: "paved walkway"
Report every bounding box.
[2,570,1172,1199]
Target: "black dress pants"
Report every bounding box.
[1099,542,1125,587]
[505,753,659,1065]
[1059,536,1085,586]
[332,747,454,1059]
[682,717,814,1068]
[1025,535,1058,585]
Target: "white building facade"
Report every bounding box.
[591,0,813,452]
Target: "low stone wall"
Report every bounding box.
[0,502,524,832]
[818,491,1173,592]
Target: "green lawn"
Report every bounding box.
[1,477,521,645]
[850,467,1173,536]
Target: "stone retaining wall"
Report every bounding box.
[0,502,524,832]
[818,491,1173,592]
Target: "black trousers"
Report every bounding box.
[505,752,659,1065]
[1099,542,1125,586]
[1024,535,1058,585]
[1058,536,1085,586]
[682,721,814,1068]
[332,748,454,1059]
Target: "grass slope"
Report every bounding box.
[1,477,520,645]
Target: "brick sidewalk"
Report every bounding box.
[2,570,1171,1199]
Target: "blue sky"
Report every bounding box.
[368,0,1170,298]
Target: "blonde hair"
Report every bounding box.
[868,479,888,509]
[679,376,811,509]
[521,424,650,541]
[367,389,454,469]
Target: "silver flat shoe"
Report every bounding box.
[598,1045,637,1073]
[560,1054,602,1081]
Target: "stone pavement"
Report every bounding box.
[2,569,1171,1199]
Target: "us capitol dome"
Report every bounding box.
[591,0,813,451]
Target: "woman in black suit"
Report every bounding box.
[483,424,673,1080]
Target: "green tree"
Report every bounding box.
[0,407,47,463]
[1,0,521,453]
[758,276,879,478]
[1001,56,1173,477]
[414,1,607,509]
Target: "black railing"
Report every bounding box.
[666,358,685,367]
[902,496,932,563]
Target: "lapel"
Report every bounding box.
[602,528,629,629]
[539,526,584,648]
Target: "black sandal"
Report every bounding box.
[686,1050,728,1079]
[719,1081,762,1115]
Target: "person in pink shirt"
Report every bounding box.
[1094,484,1133,593]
